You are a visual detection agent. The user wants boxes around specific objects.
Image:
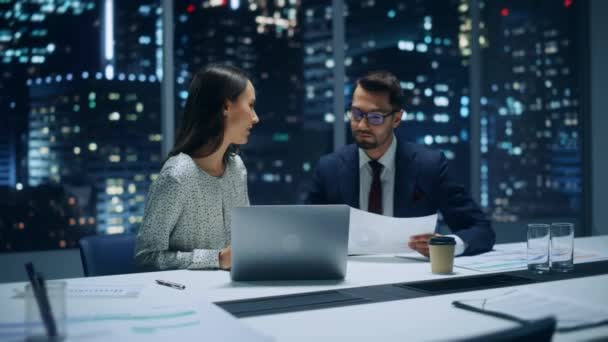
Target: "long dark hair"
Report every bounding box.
[168,64,249,161]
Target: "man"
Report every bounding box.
[306,70,494,256]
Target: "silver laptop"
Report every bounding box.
[230,205,350,281]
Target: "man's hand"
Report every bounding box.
[408,233,440,257]
[219,246,232,270]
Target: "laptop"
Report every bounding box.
[230,205,350,281]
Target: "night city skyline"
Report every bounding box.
[0,0,588,252]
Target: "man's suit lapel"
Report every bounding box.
[338,145,360,209]
[394,142,417,217]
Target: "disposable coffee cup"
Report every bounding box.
[429,236,456,274]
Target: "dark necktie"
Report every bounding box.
[368,160,383,215]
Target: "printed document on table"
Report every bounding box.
[11,284,144,299]
[0,300,274,341]
[348,207,437,254]
[454,289,608,331]
[453,244,608,272]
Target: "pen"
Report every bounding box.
[155,279,186,290]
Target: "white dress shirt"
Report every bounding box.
[358,135,466,255]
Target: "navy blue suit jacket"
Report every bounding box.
[305,142,495,255]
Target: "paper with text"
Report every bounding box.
[455,289,608,331]
[12,284,144,299]
[348,208,437,254]
[0,300,273,341]
[454,245,608,272]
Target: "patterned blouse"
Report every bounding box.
[134,152,249,270]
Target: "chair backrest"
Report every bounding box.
[457,317,556,342]
[79,234,137,277]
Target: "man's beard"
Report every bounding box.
[352,131,378,150]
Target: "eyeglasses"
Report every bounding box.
[348,107,395,126]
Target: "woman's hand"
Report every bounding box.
[219,247,232,270]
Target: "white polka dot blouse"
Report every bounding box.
[135,152,249,270]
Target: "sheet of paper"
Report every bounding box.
[456,289,608,330]
[348,208,437,254]
[0,300,273,341]
[11,284,144,299]
[394,252,429,261]
[67,284,144,298]
[453,249,531,272]
[454,245,608,272]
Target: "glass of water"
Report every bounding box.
[527,224,550,273]
[25,281,67,341]
[551,222,574,272]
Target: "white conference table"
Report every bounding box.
[1,236,607,341]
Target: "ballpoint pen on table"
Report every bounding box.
[155,279,186,290]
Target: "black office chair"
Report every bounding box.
[456,317,556,342]
[79,234,138,277]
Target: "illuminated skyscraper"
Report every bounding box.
[113,1,163,78]
[480,0,583,223]
[301,0,335,130]
[0,0,101,189]
[240,1,333,204]
[0,0,100,75]
[0,1,103,251]
[0,1,163,242]
[173,2,258,110]
[27,74,162,234]
[0,105,18,187]
[0,81,18,187]
[174,0,303,120]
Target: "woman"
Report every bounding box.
[135,64,259,270]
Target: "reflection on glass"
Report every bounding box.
[0,1,162,251]
[480,0,583,224]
